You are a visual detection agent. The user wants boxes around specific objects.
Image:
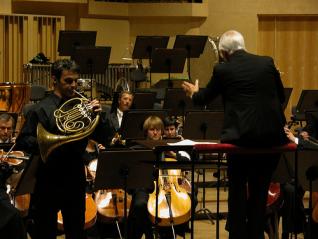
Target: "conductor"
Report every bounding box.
[182,30,288,239]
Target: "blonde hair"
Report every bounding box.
[143,116,164,137]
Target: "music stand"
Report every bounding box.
[283,87,293,111]
[304,110,318,139]
[183,110,224,223]
[173,35,208,81]
[94,149,156,239]
[293,90,318,122]
[151,48,187,88]
[58,30,97,56]
[183,111,224,140]
[10,155,41,198]
[163,88,198,118]
[132,36,170,86]
[72,46,111,99]
[119,110,167,140]
[131,92,156,109]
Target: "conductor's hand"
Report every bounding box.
[89,99,102,113]
[182,79,199,98]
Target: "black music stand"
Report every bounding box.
[131,92,156,109]
[58,30,97,56]
[173,35,208,81]
[151,48,187,88]
[132,36,169,86]
[94,150,156,239]
[10,154,41,202]
[283,87,293,111]
[119,110,167,140]
[183,111,224,140]
[72,46,111,99]
[163,88,197,118]
[292,90,318,122]
[183,111,225,224]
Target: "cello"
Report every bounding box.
[147,157,191,227]
[57,193,97,230]
[87,158,132,223]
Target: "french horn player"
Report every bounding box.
[15,59,108,239]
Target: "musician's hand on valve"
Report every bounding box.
[89,99,102,113]
[182,79,199,98]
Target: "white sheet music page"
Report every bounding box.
[167,139,216,146]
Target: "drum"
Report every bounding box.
[0,83,30,113]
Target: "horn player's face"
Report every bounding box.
[56,70,79,99]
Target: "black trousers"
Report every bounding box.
[227,153,280,239]
[30,185,86,239]
[0,189,27,239]
[127,189,153,239]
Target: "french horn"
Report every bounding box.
[37,90,100,162]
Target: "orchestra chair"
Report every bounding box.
[22,85,47,117]
[29,85,47,103]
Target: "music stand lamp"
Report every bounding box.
[173,35,208,81]
[119,109,167,141]
[132,36,169,86]
[72,46,111,100]
[151,48,187,89]
[94,150,156,239]
[57,30,97,57]
[183,111,225,224]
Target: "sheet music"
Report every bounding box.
[167,139,216,146]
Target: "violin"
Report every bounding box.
[0,149,31,217]
[147,157,191,226]
[0,150,27,167]
[57,193,97,230]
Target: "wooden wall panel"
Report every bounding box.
[0,14,65,84]
[258,16,318,119]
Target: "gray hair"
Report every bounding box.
[218,30,246,55]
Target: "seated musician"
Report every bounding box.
[127,115,163,239]
[0,113,16,144]
[105,90,134,147]
[0,113,27,239]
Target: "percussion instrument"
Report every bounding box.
[0,83,30,113]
